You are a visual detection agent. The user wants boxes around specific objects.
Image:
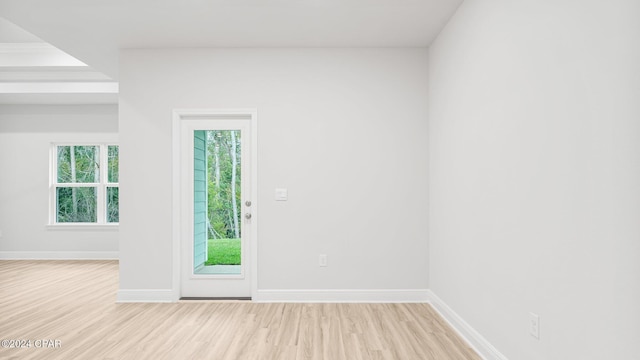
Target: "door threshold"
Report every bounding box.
[179,297,251,301]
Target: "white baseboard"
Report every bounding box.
[254,289,430,303]
[116,289,176,303]
[427,290,508,360]
[0,251,118,260]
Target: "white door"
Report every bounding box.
[179,115,254,298]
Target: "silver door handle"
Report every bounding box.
[245,213,252,219]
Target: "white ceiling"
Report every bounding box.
[0,18,118,104]
[0,0,463,79]
[0,16,42,42]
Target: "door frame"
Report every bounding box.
[171,109,258,301]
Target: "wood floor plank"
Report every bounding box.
[0,261,481,360]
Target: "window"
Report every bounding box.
[50,144,119,226]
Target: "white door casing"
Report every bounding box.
[172,109,257,300]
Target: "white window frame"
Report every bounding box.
[47,143,119,230]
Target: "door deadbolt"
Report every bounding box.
[245,200,252,207]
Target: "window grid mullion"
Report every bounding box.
[54,183,100,187]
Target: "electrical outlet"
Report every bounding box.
[529,313,540,339]
[319,254,327,267]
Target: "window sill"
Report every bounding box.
[46,224,119,231]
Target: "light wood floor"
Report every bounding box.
[0,261,481,360]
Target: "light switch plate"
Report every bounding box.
[275,188,288,201]
[530,313,540,339]
[319,254,327,267]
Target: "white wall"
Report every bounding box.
[0,104,119,258]
[118,49,429,294]
[428,0,640,359]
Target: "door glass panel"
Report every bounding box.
[194,130,242,275]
